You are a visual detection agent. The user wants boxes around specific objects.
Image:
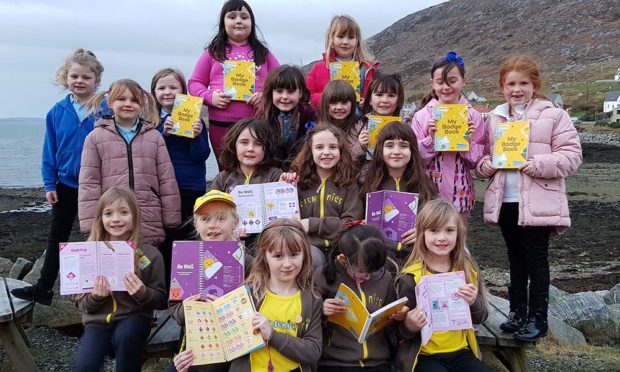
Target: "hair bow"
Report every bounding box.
[303,120,316,141]
[446,51,464,68]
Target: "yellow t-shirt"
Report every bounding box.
[250,290,302,372]
[420,330,468,355]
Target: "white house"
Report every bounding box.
[549,93,564,109]
[603,91,620,113]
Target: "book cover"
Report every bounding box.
[230,182,300,234]
[415,271,473,346]
[366,191,419,242]
[169,241,245,301]
[223,60,255,102]
[59,241,135,295]
[492,121,530,169]
[328,283,408,343]
[329,61,361,100]
[366,115,402,160]
[184,285,265,365]
[433,104,470,151]
[170,94,203,138]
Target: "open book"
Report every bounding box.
[223,60,255,102]
[492,121,530,169]
[329,61,361,100]
[328,283,407,343]
[230,182,300,234]
[59,241,135,295]
[170,94,203,138]
[365,190,419,242]
[415,271,473,346]
[366,115,402,160]
[169,241,244,301]
[184,285,265,365]
[433,104,470,151]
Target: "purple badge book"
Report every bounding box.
[169,241,245,301]
[365,191,419,242]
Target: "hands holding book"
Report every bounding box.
[252,312,274,341]
[173,349,194,372]
[323,298,346,316]
[124,272,146,298]
[405,307,427,332]
[212,89,233,108]
[458,283,478,305]
[400,227,416,246]
[91,276,111,300]
[358,128,369,148]
[519,160,536,177]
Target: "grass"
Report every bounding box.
[579,123,620,135]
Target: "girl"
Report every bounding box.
[411,51,486,221]
[289,123,364,267]
[79,79,181,247]
[12,48,104,305]
[174,218,323,372]
[318,80,366,164]
[261,65,317,168]
[360,122,437,261]
[475,56,582,342]
[73,187,167,372]
[360,73,405,118]
[307,14,379,109]
[395,199,490,372]
[188,0,280,170]
[317,224,408,371]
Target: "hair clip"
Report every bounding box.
[344,220,364,229]
[303,120,316,141]
[446,51,464,68]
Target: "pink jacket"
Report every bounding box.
[188,44,280,123]
[78,119,181,245]
[474,99,582,229]
[411,98,486,213]
[306,52,379,109]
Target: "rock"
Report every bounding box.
[8,257,33,280]
[550,291,618,346]
[603,283,620,305]
[549,285,569,305]
[22,250,82,328]
[0,257,14,276]
[609,304,620,347]
[548,313,587,346]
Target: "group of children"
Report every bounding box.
[11,0,583,371]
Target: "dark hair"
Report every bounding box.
[219,118,277,171]
[318,80,360,136]
[361,73,404,117]
[420,54,466,107]
[360,121,436,207]
[150,68,188,113]
[207,0,270,66]
[324,225,387,284]
[262,65,310,137]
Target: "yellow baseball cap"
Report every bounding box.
[193,190,236,213]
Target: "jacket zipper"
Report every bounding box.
[116,122,141,190]
[357,282,368,366]
[319,179,329,248]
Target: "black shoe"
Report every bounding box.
[500,311,526,333]
[513,316,548,342]
[11,285,54,306]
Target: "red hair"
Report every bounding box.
[499,55,547,100]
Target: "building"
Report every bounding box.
[603,91,620,113]
[610,108,620,123]
[549,93,564,109]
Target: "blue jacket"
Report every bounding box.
[41,94,100,192]
[157,114,211,190]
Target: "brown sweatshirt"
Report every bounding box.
[209,166,283,194]
[72,243,167,326]
[298,179,364,251]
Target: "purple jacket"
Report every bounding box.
[474,99,582,230]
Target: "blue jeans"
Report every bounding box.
[74,314,151,372]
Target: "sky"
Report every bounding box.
[0,0,445,118]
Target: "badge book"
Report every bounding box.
[433,104,470,151]
[223,60,255,102]
[365,191,419,242]
[492,121,530,169]
[366,115,402,160]
[169,241,244,301]
[415,271,473,346]
[230,182,300,234]
[184,285,265,365]
[329,61,361,100]
[170,94,202,138]
[328,283,408,343]
[59,241,135,295]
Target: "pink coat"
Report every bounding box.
[78,119,181,245]
[475,99,582,229]
[411,98,486,213]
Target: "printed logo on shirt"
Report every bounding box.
[367,293,385,309]
[270,320,299,332]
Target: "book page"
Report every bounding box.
[202,241,245,298]
[421,272,472,334]
[329,61,361,100]
[170,241,203,301]
[363,296,408,341]
[366,115,401,160]
[170,94,202,138]
[492,121,530,169]
[184,300,226,365]
[415,277,433,346]
[59,241,97,295]
[261,182,300,224]
[327,283,370,340]
[97,241,135,291]
[434,104,469,151]
[223,60,255,102]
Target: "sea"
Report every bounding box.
[0,117,219,188]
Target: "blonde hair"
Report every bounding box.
[325,15,375,67]
[55,48,104,89]
[192,201,240,240]
[245,219,317,301]
[88,187,142,273]
[150,68,188,112]
[87,79,159,125]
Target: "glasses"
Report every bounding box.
[345,257,385,281]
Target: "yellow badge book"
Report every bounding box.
[327,283,408,343]
[329,61,361,100]
[170,94,203,138]
[223,60,255,102]
[183,285,265,365]
[492,121,530,169]
[366,115,401,160]
[433,104,470,151]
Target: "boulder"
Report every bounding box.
[603,283,620,305]
[9,257,33,280]
[0,257,13,276]
[609,304,620,347]
[549,285,569,305]
[548,313,587,346]
[22,250,82,328]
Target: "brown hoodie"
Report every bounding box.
[209,167,284,194]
